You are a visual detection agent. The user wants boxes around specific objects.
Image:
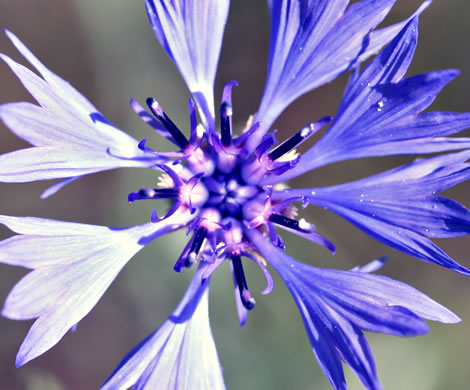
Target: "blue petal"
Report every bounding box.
[0,212,194,366]
[266,18,470,184]
[145,0,229,132]
[247,229,459,390]
[248,0,431,151]
[0,32,162,185]
[102,263,225,390]
[273,150,470,275]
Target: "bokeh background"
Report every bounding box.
[1,1,470,389]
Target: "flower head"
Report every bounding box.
[1,1,469,389]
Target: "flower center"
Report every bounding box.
[202,169,260,218]
[128,81,334,314]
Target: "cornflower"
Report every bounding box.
[1,1,470,389]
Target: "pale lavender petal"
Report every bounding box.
[102,263,225,390]
[0,146,156,182]
[145,0,229,131]
[4,30,97,112]
[0,53,136,151]
[0,211,195,366]
[0,32,161,185]
[230,260,248,326]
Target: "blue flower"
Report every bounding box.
[1,1,469,389]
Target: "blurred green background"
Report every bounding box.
[1,1,470,389]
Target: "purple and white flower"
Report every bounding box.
[1,1,469,389]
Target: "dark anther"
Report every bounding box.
[220,102,232,146]
[146,97,189,149]
[268,125,314,162]
[128,188,179,202]
[232,255,256,310]
[269,213,310,232]
[185,227,208,267]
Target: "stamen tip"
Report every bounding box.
[184,253,198,268]
[300,126,312,138]
[146,97,162,115]
[242,296,256,311]
[220,102,233,117]
[150,209,161,223]
[138,138,147,150]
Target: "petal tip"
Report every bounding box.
[3,28,14,39]
[441,310,461,324]
[0,52,9,63]
[15,350,29,368]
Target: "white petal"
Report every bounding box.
[0,211,195,366]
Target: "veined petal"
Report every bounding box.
[309,1,431,87]
[145,0,229,131]
[247,229,459,390]
[266,18,470,183]
[248,0,431,150]
[0,211,194,366]
[0,32,161,185]
[273,151,470,275]
[102,263,225,390]
[0,146,153,182]
[4,30,97,112]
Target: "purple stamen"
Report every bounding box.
[268,128,306,162]
[269,213,308,232]
[157,164,184,187]
[147,98,189,149]
[220,81,237,146]
[231,254,256,310]
[188,99,198,145]
[233,121,261,147]
[269,213,336,254]
[220,102,232,146]
[183,227,208,268]
[255,133,277,161]
[128,188,179,202]
[130,98,176,143]
[242,251,275,295]
[136,139,182,158]
[267,117,331,162]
